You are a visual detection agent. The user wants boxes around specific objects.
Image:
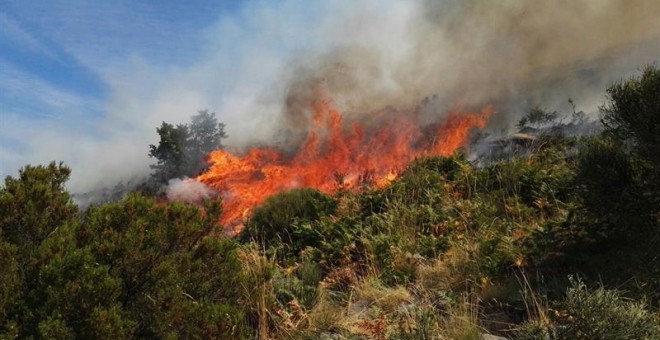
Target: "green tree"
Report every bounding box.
[148,122,190,184]
[578,65,660,234]
[0,163,80,337]
[149,110,227,185]
[541,66,660,302]
[186,109,228,175]
[76,194,246,338]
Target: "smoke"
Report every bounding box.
[3,0,660,195]
[166,177,217,203]
[276,0,660,138]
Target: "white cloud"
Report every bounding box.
[0,61,94,115]
[0,12,55,58]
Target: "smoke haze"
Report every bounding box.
[166,177,217,203]
[2,0,659,194]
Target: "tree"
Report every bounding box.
[554,66,660,299]
[186,110,228,175]
[516,106,559,131]
[597,65,660,221]
[149,110,227,185]
[76,194,246,338]
[0,162,80,337]
[148,122,190,184]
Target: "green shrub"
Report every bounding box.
[575,136,638,219]
[77,194,247,338]
[0,162,77,248]
[554,278,660,339]
[404,154,471,181]
[0,168,249,339]
[240,188,337,255]
[602,65,660,168]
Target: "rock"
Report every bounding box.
[481,333,509,340]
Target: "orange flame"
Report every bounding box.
[197,98,492,231]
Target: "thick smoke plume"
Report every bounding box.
[274,0,660,143]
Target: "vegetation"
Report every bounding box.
[1,164,245,338]
[2,66,659,339]
[149,110,227,185]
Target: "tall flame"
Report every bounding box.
[197,98,492,231]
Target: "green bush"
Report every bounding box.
[575,136,638,220]
[554,278,660,339]
[80,195,247,338]
[0,162,77,248]
[0,164,249,339]
[404,154,471,181]
[240,188,337,256]
[602,65,660,169]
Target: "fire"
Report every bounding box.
[197,98,493,230]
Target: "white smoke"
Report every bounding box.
[166,177,217,204]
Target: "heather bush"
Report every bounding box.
[239,188,337,257]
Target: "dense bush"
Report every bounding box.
[239,188,337,257]
[0,162,77,247]
[0,165,247,339]
[531,66,660,302]
[554,279,660,339]
[602,65,660,169]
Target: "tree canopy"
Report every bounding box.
[149,110,227,185]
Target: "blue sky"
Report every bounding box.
[1,0,243,138]
[0,0,333,190]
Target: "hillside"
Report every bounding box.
[1,67,659,339]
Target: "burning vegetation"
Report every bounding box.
[196,98,492,229]
[3,0,660,335]
[2,66,660,339]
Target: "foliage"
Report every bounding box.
[0,162,77,247]
[550,278,660,339]
[239,188,337,258]
[602,65,660,168]
[148,122,190,183]
[4,65,660,339]
[531,66,660,301]
[78,194,246,338]
[0,167,247,339]
[517,106,559,130]
[149,110,227,184]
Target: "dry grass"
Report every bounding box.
[353,278,412,313]
[239,248,275,339]
[441,293,483,340]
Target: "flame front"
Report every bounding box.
[197,99,492,231]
